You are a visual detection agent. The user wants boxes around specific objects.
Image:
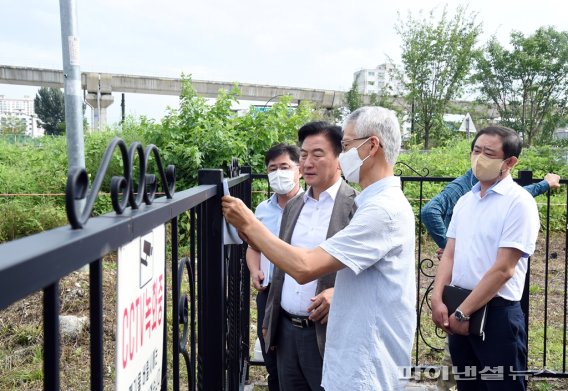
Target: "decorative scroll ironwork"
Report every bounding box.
[65,137,176,229]
[395,161,430,177]
[417,256,446,351]
[178,256,196,386]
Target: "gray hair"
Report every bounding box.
[343,106,401,166]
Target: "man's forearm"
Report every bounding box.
[458,247,522,316]
[432,239,455,302]
[242,219,342,285]
[246,247,261,273]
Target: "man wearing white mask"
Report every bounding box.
[223,108,416,390]
[431,126,540,390]
[246,142,303,391]
[263,121,357,391]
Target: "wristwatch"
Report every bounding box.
[454,308,470,322]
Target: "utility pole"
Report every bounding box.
[59,0,85,173]
[60,0,88,274]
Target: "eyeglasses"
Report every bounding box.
[267,164,298,173]
[340,137,369,151]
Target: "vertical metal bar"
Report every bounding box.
[517,170,532,367]
[415,178,424,366]
[43,281,60,390]
[190,208,197,391]
[241,167,253,383]
[563,185,568,372]
[197,169,225,391]
[542,188,552,367]
[166,217,178,391]
[59,0,85,172]
[89,259,103,391]
[197,203,205,390]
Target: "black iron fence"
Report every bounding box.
[0,138,566,390]
[0,138,253,390]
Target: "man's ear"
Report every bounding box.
[505,156,518,170]
[370,136,381,156]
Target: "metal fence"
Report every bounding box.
[0,137,566,390]
[0,138,253,390]
[248,166,568,381]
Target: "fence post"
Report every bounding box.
[197,169,225,390]
[240,166,252,381]
[517,169,533,365]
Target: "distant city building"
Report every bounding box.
[0,95,44,137]
[353,63,396,95]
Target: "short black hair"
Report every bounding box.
[264,143,301,166]
[298,121,343,156]
[471,126,522,159]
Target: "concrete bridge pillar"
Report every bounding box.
[85,73,114,130]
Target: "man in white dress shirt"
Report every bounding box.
[223,107,417,390]
[246,143,303,391]
[431,126,540,390]
[262,121,357,391]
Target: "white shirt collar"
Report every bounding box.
[471,174,512,197]
[303,177,343,203]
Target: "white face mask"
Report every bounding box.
[338,138,371,184]
[268,169,296,194]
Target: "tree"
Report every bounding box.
[474,27,568,146]
[34,87,65,135]
[0,115,26,136]
[344,79,363,113]
[395,5,481,149]
[148,75,316,188]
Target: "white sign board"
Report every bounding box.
[116,225,165,391]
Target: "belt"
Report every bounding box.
[488,296,517,307]
[281,309,314,328]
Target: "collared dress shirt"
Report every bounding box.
[319,176,416,391]
[280,178,342,316]
[447,175,540,301]
[255,192,293,284]
[421,169,549,249]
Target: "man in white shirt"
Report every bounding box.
[431,126,540,390]
[262,121,357,391]
[246,143,302,391]
[223,107,417,390]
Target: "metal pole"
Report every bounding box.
[59,0,85,173]
[60,0,88,273]
[121,93,125,124]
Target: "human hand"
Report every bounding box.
[307,288,334,324]
[431,299,451,334]
[251,269,266,291]
[544,173,561,190]
[436,248,444,261]
[222,195,255,233]
[449,314,470,336]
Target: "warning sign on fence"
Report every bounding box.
[116,225,165,391]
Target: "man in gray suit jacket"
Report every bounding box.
[262,122,357,391]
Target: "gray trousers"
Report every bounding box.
[276,316,324,391]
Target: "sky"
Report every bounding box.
[1,0,566,125]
